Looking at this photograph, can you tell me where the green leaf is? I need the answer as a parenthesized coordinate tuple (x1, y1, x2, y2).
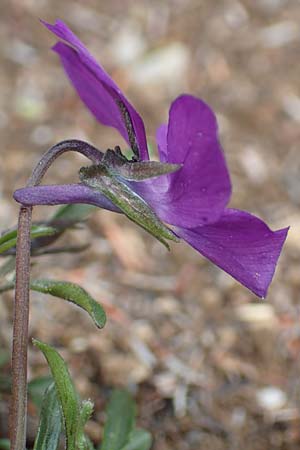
(100, 390, 136, 450)
(0, 225, 57, 254)
(33, 339, 80, 450)
(51, 204, 96, 223)
(0, 374, 11, 392)
(0, 439, 10, 450)
(28, 376, 53, 409)
(0, 257, 15, 278)
(120, 429, 152, 450)
(0, 350, 9, 368)
(30, 279, 106, 329)
(33, 382, 62, 450)
(0, 279, 106, 329)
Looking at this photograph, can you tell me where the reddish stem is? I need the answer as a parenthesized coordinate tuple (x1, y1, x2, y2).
(9, 139, 103, 450)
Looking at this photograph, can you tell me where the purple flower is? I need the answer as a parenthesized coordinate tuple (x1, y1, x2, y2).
(14, 20, 288, 298)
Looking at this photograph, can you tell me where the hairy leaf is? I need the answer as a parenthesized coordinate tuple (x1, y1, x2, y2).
(30, 279, 106, 329)
(33, 340, 80, 450)
(0, 225, 57, 254)
(0, 439, 10, 450)
(0, 257, 15, 277)
(28, 376, 53, 409)
(33, 382, 62, 450)
(120, 429, 152, 450)
(51, 204, 96, 223)
(100, 390, 136, 450)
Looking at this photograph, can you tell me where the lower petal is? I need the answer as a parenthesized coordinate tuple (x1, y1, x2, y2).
(176, 209, 288, 298)
(13, 184, 121, 213)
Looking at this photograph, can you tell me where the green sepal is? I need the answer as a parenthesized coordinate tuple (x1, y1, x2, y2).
(115, 160, 181, 181)
(79, 165, 179, 249)
(30, 279, 106, 329)
(100, 390, 136, 450)
(33, 339, 80, 450)
(33, 382, 62, 450)
(101, 148, 181, 181)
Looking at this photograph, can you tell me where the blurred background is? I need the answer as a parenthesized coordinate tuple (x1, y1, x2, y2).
(1, 0, 300, 448)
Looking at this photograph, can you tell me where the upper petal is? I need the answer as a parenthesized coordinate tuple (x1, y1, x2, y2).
(42, 20, 149, 160)
(156, 124, 168, 162)
(132, 95, 231, 228)
(176, 209, 288, 298)
(13, 183, 121, 213)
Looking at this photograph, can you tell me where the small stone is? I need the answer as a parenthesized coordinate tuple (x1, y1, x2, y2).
(153, 372, 177, 397)
(231, 407, 247, 428)
(256, 386, 287, 411)
(129, 42, 189, 93)
(259, 21, 299, 48)
(281, 94, 300, 122)
(235, 303, 278, 329)
(109, 24, 146, 65)
(154, 296, 180, 314)
(239, 146, 268, 184)
(30, 125, 54, 146)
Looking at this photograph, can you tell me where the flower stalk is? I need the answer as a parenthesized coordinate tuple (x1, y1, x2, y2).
(10, 140, 103, 450)
(10, 205, 32, 450)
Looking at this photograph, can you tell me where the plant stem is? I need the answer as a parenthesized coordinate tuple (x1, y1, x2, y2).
(10, 140, 103, 450)
(28, 139, 103, 186)
(10, 206, 32, 450)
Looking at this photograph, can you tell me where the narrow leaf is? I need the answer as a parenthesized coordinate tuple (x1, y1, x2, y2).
(0, 257, 15, 277)
(0, 374, 11, 392)
(51, 204, 96, 223)
(120, 429, 152, 450)
(28, 376, 53, 409)
(0, 225, 57, 254)
(33, 339, 80, 450)
(0, 439, 10, 450)
(33, 382, 62, 450)
(100, 390, 136, 450)
(0, 350, 9, 368)
(30, 279, 106, 329)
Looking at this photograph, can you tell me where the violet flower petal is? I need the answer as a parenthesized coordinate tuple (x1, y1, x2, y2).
(13, 184, 121, 213)
(176, 209, 288, 298)
(156, 124, 168, 162)
(42, 20, 149, 160)
(131, 95, 232, 228)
